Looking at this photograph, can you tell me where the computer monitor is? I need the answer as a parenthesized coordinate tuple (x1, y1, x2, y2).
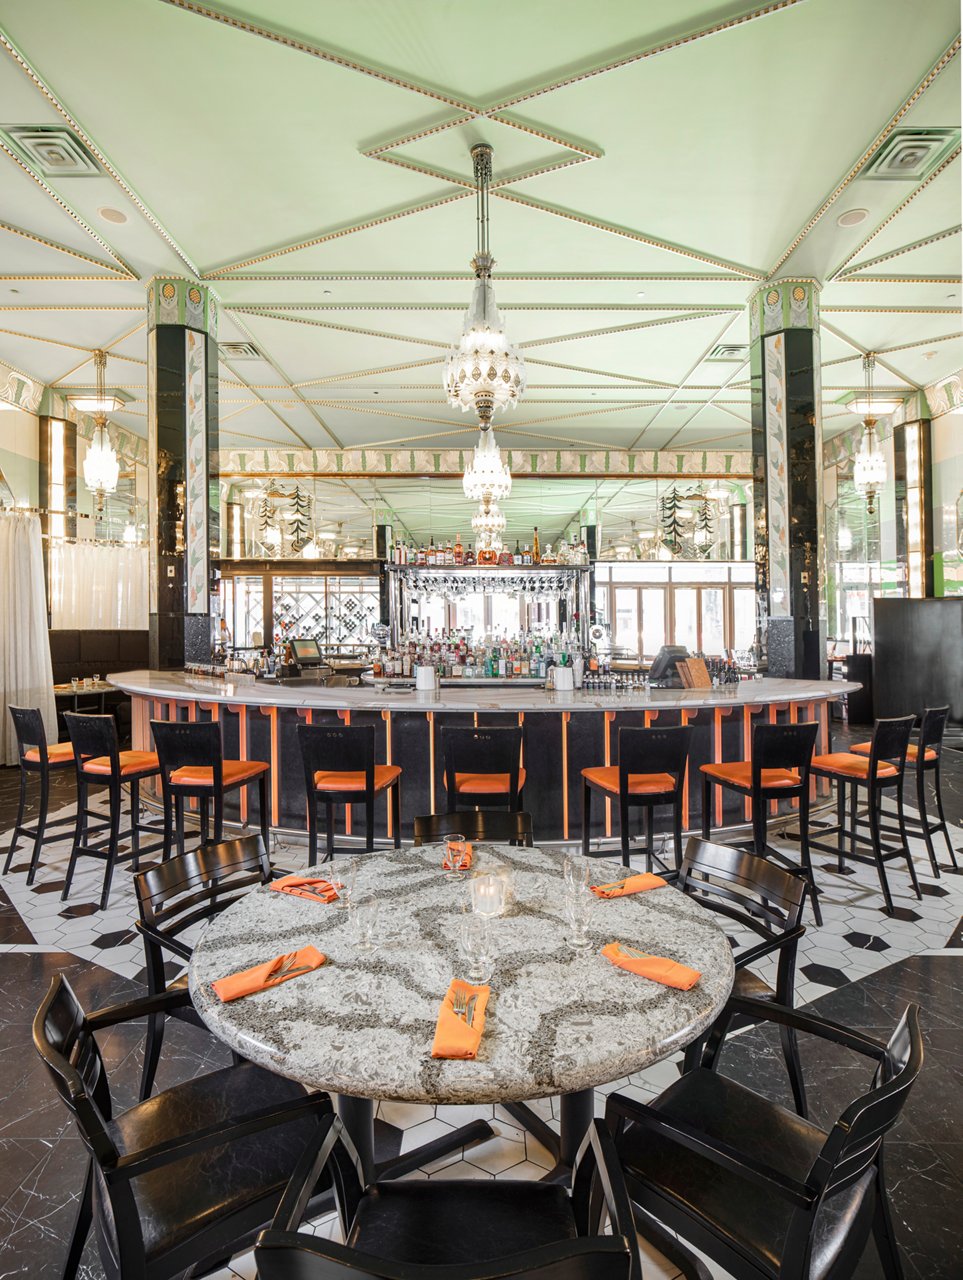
(290, 638, 324, 667)
(648, 645, 689, 686)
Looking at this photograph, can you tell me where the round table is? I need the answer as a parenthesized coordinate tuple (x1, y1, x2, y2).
(189, 843, 734, 1178)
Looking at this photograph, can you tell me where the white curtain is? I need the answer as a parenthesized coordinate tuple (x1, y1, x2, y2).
(49, 542, 148, 630)
(0, 512, 56, 765)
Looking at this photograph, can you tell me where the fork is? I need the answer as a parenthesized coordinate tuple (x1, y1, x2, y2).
(616, 942, 652, 960)
(268, 954, 313, 983)
(452, 988, 469, 1021)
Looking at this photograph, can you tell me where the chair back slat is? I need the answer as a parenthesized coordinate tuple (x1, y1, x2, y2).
(413, 809, 534, 846)
(298, 724, 375, 782)
(617, 725, 690, 782)
(134, 834, 272, 933)
(751, 721, 818, 776)
(65, 712, 119, 768)
(679, 836, 807, 934)
(868, 716, 915, 773)
(918, 705, 950, 755)
(811, 1004, 923, 1198)
(441, 726, 523, 803)
(8, 704, 50, 762)
(150, 719, 223, 787)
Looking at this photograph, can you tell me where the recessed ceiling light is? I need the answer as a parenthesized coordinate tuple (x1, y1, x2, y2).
(323, 289, 332, 296)
(98, 206, 127, 224)
(673, 404, 687, 412)
(836, 208, 869, 228)
(922, 350, 937, 360)
(636, 290, 645, 298)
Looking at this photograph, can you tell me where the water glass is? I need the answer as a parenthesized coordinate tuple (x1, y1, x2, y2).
(70, 677, 80, 692)
(470, 872, 506, 919)
(563, 854, 591, 894)
(444, 833, 468, 880)
(564, 888, 596, 951)
(354, 896, 380, 951)
(459, 914, 492, 984)
(336, 861, 357, 910)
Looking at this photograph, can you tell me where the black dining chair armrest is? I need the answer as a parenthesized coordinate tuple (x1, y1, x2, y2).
(271, 1112, 366, 1237)
(571, 1120, 642, 1279)
(733, 924, 806, 970)
(605, 1093, 815, 1208)
(722, 996, 891, 1060)
(85, 986, 194, 1031)
(108, 1089, 332, 1181)
(133, 919, 194, 963)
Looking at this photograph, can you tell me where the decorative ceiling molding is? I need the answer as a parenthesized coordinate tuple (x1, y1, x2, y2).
(0, 218, 127, 275)
(519, 312, 728, 349)
(220, 271, 753, 283)
(767, 35, 961, 277)
(836, 225, 962, 278)
(227, 306, 451, 348)
(833, 274, 962, 284)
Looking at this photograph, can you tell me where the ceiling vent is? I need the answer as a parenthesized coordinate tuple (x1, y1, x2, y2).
(1, 125, 101, 177)
(220, 342, 262, 360)
(706, 343, 749, 362)
(863, 128, 960, 181)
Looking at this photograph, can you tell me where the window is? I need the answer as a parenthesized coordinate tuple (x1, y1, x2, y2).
(614, 588, 639, 653)
(641, 588, 666, 658)
(597, 562, 755, 655)
(673, 588, 699, 651)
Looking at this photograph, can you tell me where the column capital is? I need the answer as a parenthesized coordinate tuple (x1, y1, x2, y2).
(146, 276, 218, 336)
(749, 278, 820, 340)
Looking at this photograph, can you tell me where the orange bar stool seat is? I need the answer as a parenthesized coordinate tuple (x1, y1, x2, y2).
(4, 706, 79, 885)
(808, 715, 920, 916)
(298, 723, 401, 865)
(61, 712, 164, 910)
(700, 721, 822, 925)
(150, 719, 269, 862)
(582, 725, 691, 869)
(850, 706, 957, 878)
(441, 726, 525, 812)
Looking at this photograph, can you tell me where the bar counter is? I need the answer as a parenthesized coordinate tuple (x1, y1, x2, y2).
(110, 670, 858, 845)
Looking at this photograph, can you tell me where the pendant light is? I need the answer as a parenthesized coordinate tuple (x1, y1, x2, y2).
(82, 349, 120, 513)
(852, 353, 887, 515)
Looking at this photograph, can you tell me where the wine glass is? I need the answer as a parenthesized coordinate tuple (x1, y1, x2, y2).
(459, 914, 492, 984)
(336, 861, 357, 910)
(444, 833, 468, 880)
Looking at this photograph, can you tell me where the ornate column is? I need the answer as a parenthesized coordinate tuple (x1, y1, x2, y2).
(146, 278, 219, 669)
(749, 279, 826, 678)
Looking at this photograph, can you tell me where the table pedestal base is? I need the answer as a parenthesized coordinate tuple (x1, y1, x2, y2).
(335, 1095, 495, 1184)
(504, 1088, 594, 1183)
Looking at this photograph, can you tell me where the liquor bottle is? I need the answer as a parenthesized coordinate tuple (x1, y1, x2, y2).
(513, 539, 522, 566)
(427, 537, 436, 566)
(533, 526, 541, 563)
(417, 542, 426, 566)
(454, 532, 464, 565)
(523, 543, 532, 565)
(464, 541, 475, 566)
(499, 543, 513, 566)
(445, 539, 454, 566)
(478, 542, 497, 566)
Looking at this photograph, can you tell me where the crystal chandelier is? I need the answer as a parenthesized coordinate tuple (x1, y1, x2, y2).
(852, 353, 887, 515)
(444, 144, 525, 430)
(82, 349, 120, 513)
(463, 426, 512, 501)
(471, 496, 506, 542)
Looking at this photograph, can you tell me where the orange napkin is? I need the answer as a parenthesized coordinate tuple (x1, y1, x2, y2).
(591, 873, 667, 898)
(270, 874, 341, 904)
(212, 945, 326, 1002)
(431, 978, 490, 1059)
(443, 840, 473, 872)
(601, 942, 700, 990)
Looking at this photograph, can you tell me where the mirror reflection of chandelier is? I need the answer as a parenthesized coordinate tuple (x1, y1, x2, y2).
(444, 144, 525, 430)
(852, 353, 887, 515)
(82, 349, 120, 513)
(471, 496, 506, 541)
(463, 426, 512, 501)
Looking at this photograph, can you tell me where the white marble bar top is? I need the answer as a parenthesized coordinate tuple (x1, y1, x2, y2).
(109, 668, 859, 715)
(189, 844, 735, 1103)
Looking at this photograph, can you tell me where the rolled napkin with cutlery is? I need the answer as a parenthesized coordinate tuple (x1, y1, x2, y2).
(601, 941, 700, 990)
(270, 874, 342, 904)
(443, 840, 473, 871)
(431, 978, 490, 1059)
(212, 945, 327, 1002)
(591, 872, 667, 898)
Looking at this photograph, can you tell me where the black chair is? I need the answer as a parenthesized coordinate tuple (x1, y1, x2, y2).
(810, 716, 919, 916)
(676, 837, 809, 1116)
(133, 833, 274, 1100)
(254, 1114, 641, 1280)
(150, 718, 270, 861)
(297, 723, 401, 865)
(413, 808, 534, 847)
(3, 705, 77, 883)
(441, 725, 524, 812)
(33, 974, 333, 1280)
(607, 999, 923, 1280)
(700, 721, 822, 924)
(62, 712, 164, 910)
(582, 725, 691, 868)
(852, 705, 958, 877)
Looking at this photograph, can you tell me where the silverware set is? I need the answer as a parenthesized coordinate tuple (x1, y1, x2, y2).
(452, 988, 478, 1026)
(267, 953, 314, 983)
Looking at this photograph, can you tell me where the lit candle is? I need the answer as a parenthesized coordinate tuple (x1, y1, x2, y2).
(471, 873, 505, 918)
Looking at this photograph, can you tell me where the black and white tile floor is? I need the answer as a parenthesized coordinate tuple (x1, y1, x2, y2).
(1, 761, 961, 1279)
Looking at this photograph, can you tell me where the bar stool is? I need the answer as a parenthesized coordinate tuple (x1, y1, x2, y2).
(582, 725, 691, 868)
(851, 705, 958, 877)
(699, 722, 821, 924)
(150, 719, 270, 861)
(4, 706, 77, 884)
(297, 723, 401, 865)
(441, 726, 525, 812)
(61, 713, 163, 910)
(809, 715, 919, 916)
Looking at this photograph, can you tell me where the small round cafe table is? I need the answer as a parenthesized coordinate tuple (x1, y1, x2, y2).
(189, 843, 735, 1181)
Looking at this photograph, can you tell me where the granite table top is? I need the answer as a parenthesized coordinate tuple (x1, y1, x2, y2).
(189, 844, 735, 1105)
